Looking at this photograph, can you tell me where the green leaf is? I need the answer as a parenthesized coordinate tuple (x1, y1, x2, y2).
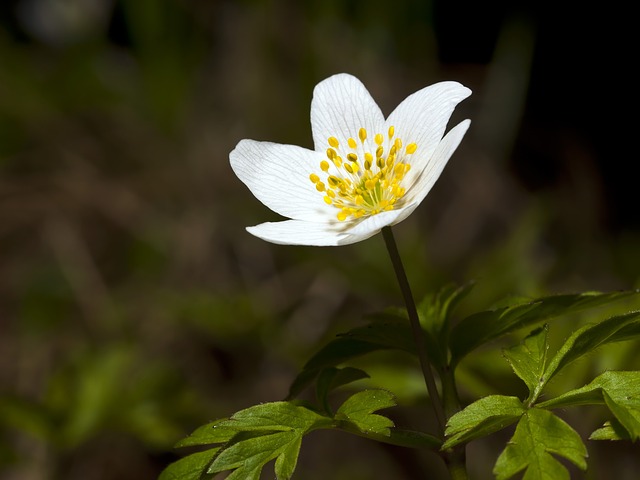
(218, 401, 331, 432)
(335, 390, 396, 436)
(287, 312, 415, 399)
(590, 419, 632, 441)
(450, 290, 637, 364)
(287, 339, 387, 399)
(209, 430, 299, 480)
(418, 282, 475, 369)
(538, 371, 640, 440)
(174, 419, 236, 448)
(444, 395, 525, 449)
(205, 402, 332, 480)
(493, 408, 587, 480)
(158, 448, 219, 480)
(502, 325, 549, 401)
(543, 311, 640, 384)
(316, 367, 370, 414)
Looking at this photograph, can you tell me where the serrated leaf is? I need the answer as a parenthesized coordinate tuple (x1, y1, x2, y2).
(544, 311, 640, 384)
(174, 419, 236, 448)
(493, 408, 587, 480)
(207, 402, 331, 480)
(444, 395, 525, 449)
(537, 371, 640, 440)
(502, 325, 549, 400)
(208, 430, 297, 480)
(218, 401, 331, 432)
(450, 290, 637, 364)
(158, 448, 219, 480)
(335, 390, 396, 436)
(590, 419, 632, 441)
(316, 367, 370, 414)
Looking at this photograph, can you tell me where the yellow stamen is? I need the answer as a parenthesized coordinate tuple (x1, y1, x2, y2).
(312, 131, 417, 221)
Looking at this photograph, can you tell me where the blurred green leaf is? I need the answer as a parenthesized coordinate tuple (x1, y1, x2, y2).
(444, 395, 525, 449)
(316, 367, 370, 414)
(450, 290, 638, 364)
(418, 282, 475, 369)
(287, 310, 415, 399)
(543, 311, 640, 385)
(335, 390, 396, 437)
(493, 408, 587, 480)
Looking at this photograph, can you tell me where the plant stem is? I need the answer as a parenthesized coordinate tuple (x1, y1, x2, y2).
(381, 226, 446, 435)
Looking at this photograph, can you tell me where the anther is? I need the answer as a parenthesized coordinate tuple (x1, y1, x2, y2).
(320, 160, 330, 172)
(388, 126, 395, 138)
(406, 143, 417, 154)
(359, 128, 367, 142)
(348, 138, 357, 149)
(328, 137, 339, 148)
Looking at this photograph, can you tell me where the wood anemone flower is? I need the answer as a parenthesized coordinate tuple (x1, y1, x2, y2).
(230, 73, 471, 246)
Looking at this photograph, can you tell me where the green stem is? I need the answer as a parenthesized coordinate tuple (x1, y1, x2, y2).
(381, 226, 446, 435)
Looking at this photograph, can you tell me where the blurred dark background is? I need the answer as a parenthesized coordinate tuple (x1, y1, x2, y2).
(1, 1, 638, 479)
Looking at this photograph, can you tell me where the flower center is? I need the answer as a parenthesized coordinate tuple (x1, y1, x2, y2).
(309, 126, 416, 221)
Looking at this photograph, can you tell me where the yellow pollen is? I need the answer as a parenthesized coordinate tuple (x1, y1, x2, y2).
(311, 128, 416, 222)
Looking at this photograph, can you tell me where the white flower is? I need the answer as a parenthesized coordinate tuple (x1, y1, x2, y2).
(230, 73, 471, 246)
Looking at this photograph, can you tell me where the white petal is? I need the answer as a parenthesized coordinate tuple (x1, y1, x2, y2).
(230, 139, 335, 222)
(399, 119, 471, 219)
(247, 220, 350, 246)
(387, 81, 471, 171)
(337, 209, 407, 244)
(310, 74, 385, 152)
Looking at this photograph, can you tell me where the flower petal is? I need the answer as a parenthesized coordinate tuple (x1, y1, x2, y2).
(247, 220, 350, 246)
(337, 209, 407, 244)
(387, 81, 471, 171)
(399, 119, 471, 220)
(230, 139, 335, 221)
(310, 74, 385, 152)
